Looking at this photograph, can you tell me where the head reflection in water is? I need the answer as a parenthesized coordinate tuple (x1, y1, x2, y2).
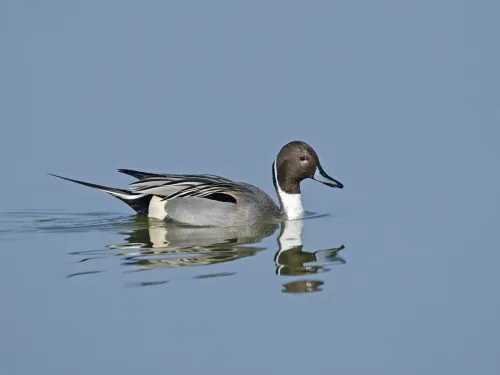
(69, 215, 345, 293)
(274, 219, 345, 293)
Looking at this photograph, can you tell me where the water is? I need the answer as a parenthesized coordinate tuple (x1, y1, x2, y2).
(2, 1, 500, 373)
(2, 202, 499, 374)
(0, 210, 344, 291)
(2, 210, 353, 374)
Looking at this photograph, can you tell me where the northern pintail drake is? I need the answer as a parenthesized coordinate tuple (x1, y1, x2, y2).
(50, 141, 343, 227)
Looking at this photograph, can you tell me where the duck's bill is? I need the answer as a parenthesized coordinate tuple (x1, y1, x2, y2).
(313, 167, 344, 189)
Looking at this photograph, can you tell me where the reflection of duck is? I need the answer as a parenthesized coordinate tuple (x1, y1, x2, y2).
(282, 280, 325, 293)
(274, 219, 345, 293)
(112, 218, 278, 271)
(67, 215, 345, 292)
(123, 218, 277, 249)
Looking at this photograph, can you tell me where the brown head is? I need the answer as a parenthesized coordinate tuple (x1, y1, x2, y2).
(273, 141, 343, 194)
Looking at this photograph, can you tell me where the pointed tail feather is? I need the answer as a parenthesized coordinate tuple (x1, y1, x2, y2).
(48, 173, 142, 200)
(49, 173, 155, 216)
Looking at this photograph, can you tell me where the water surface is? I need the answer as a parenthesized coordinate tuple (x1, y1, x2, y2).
(2, 205, 498, 374)
(1, 210, 345, 291)
(2, 1, 500, 374)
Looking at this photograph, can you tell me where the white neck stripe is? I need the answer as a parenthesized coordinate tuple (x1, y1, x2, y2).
(273, 160, 304, 220)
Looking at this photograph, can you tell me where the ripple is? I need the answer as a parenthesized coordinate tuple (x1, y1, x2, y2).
(0, 209, 346, 293)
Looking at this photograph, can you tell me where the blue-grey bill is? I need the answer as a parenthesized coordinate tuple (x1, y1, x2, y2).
(313, 167, 343, 188)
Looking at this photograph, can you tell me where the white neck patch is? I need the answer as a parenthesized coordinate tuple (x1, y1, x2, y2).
(273, 160, 304, 220)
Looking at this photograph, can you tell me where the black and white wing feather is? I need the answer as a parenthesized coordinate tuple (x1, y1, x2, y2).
(122, 171, 249, 204)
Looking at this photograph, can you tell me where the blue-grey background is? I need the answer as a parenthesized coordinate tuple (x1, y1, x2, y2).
(1, 1, 499, 374)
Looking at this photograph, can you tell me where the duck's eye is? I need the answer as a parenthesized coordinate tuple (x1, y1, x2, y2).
(300, 156, 306, 161)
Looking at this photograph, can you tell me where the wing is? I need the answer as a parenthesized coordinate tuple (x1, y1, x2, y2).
(159, 182, 251, 202)
(116, 170, 278, 226)
(122, 172, 249, 204)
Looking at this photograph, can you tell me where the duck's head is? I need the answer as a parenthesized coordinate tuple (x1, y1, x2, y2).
(273, 141, 343, 194)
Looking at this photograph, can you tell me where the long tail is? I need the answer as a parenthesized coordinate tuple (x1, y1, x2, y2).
(48, 174, 152, 215)
(48, 174, 141, 199)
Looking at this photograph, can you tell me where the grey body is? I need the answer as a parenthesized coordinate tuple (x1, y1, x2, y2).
(163, 183, 280, 226)
(50, 171, 281, 227)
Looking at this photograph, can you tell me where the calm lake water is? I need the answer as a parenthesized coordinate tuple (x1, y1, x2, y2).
(1, 197, 499, 374)
(3, 1, 500, 374)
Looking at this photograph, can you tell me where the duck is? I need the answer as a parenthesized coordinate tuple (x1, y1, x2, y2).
(50, 141, 343, 227)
